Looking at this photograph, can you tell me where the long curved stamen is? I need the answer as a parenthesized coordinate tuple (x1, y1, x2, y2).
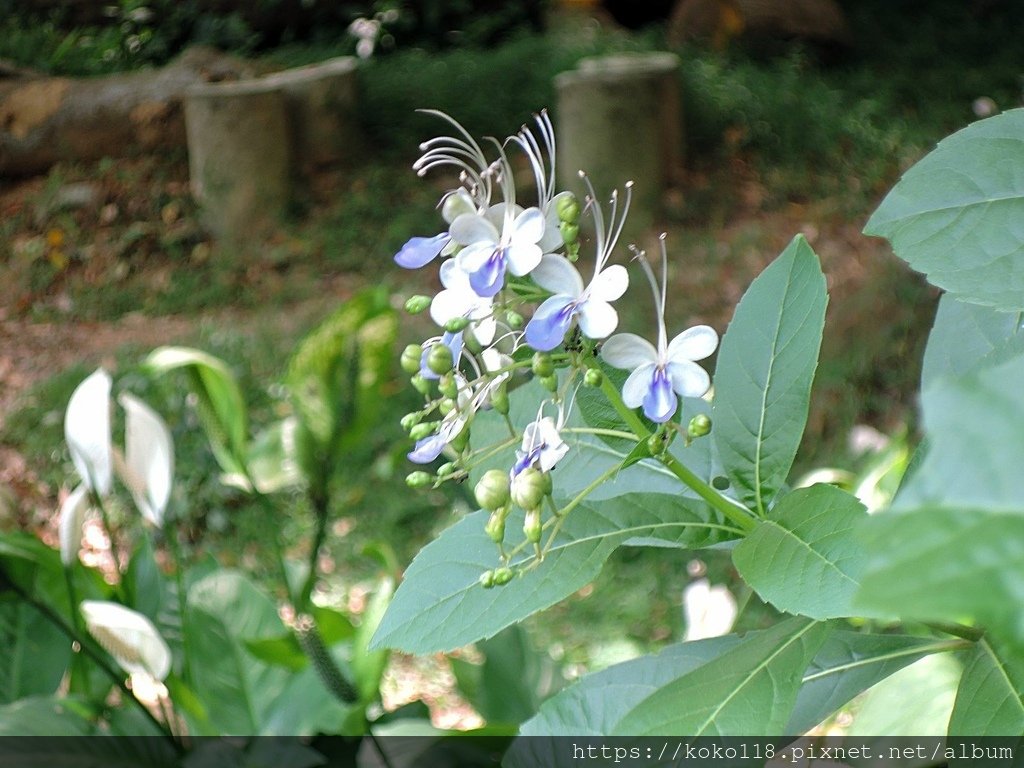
(413, 110, 493, 206)
(633, 244, 668, 355)
(512, 110, 557, 207)
(485, 137, 517, 235)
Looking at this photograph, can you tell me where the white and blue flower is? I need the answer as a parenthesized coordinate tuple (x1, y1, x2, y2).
(452, 203, 546, 297)
(601, 236, 717, 423)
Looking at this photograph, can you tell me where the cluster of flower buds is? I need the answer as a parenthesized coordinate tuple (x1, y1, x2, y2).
(395, 111, 719, 584)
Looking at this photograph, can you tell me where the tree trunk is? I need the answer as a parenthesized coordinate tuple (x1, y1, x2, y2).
(0, 46, 255, 177)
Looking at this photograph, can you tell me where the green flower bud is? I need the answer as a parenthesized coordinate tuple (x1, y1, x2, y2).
(405, 471, 433, 489)
(484, 507, 508, 543)
(411, 373, 431, 395)
(556, 193, 580, 224)
(438, 372, 458, 399)
(400, 412, 422, 431)
(539, 374, 558, 392)
(584, 368, 603, 387)
(559, 221, 579, 245)
(400, 344, 423, 374)
(437, 462, 457, 477)
(450, 425, 470, 453)
(404, 295, 432, 314)
(506, 310, 525, 329)
(438, 397, 456, 416)
(512, 467, 546, 511)
(492, 566, 514, 586)
(523, 508, 542, 543)
(531, 351, 555, 378)
(646, 433, 666, 457)
(475, 469, 511, 511)
(478, 569, 495, 589)
(444, 316, 471, 333)
(491, 382, 509, 415)
(539, 470, 553, 497)
(409, 421, 439, 442)
(688, 414, 712, 438)
(565, 241, 580, 262)
(426, 343, 454, 376)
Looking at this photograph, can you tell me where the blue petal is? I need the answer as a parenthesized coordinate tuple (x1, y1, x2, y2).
(642, 367, 678, 423)
(511, 449, 534, 477)
(407, 433, 447, 463)
(419, 331, 464, 381)
(468, 249, 507, 297)
(525, 295, 576, 352)
(395, 233, 448, 269)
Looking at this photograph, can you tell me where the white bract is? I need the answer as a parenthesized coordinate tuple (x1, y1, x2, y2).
(65, 368, 113, 496)
(80, 600, 172, 681)
(58, 485, 90, 567)
(118, 393, 175, 528)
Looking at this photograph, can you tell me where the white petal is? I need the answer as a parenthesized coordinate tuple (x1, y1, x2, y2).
(667, 324, 719, 363)
(667, 360, 711, 398)
(438, 257, 470, 290)
(601, 333, 659, 369)
(441, 188, 475, 223)
(455, 241, 495, 274)
(468, 313, 497, 348)
(538, 204, 564, 252)
(512, 207, 546, 246)
(430, 287, 471, 327)
(621, 363, 657, 408)
(577, 299, 619, 339)
(531, 253, 584, 296)
(505, 243, 542, 276)
(449, 212, 498, 246)
(485, 202, 514, 231)
(588, 264, 629, 302)
(683, 579, 737, 641)
(119, 393, 174, 528)
(65, 368, 113, 496)
(59, 485, 90, 568)
(80, 600, 172, 681)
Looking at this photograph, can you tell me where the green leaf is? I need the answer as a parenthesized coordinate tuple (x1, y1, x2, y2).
(185, 570, 290, 734)
(733, 484, 869, 620)
(452, 625, 556, 727)
(0, 600, 70, 703)
(372, 377, 737, 654)
(613, 617, 828, 735)
(896, 352, 1024, 511)
(865, 108, 1024, 311)
(787, 631, 957, 734)
(949, 636, 1024, 736)
(848, 653, 962, 736)
(146, 347, 249, 479)
(245, 635, 309, 671)
(350, 576, 393, 704)
(517, 634, 744, 737)
(856, 508, 1024, 642)
(0, 696, 94, 735)
(517, 627, 945, 738)
(920, 294, 1024, 389)
(712, 235, 828, 515)
(286, 288, 396, 487)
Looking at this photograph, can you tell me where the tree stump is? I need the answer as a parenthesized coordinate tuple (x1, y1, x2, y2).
(184, 78, 290, 241)
(554, 52, 682, 239)
(0, 47, 255, 177)
(259, 56, 360, 175)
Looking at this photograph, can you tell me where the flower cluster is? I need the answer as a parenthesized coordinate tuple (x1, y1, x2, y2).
(395, 111, 718, 580)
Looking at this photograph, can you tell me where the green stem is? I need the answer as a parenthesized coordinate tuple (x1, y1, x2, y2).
(660, 452, 757, 533)
(89, 490, 128, 602)
(925, 621, 985, 643)
(596, 368, 757, 533)
(63, 565, 93, 699)
(162, 520, 193, 685)
(297, 486, 330, 614)
(11, 578, 183, 753)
